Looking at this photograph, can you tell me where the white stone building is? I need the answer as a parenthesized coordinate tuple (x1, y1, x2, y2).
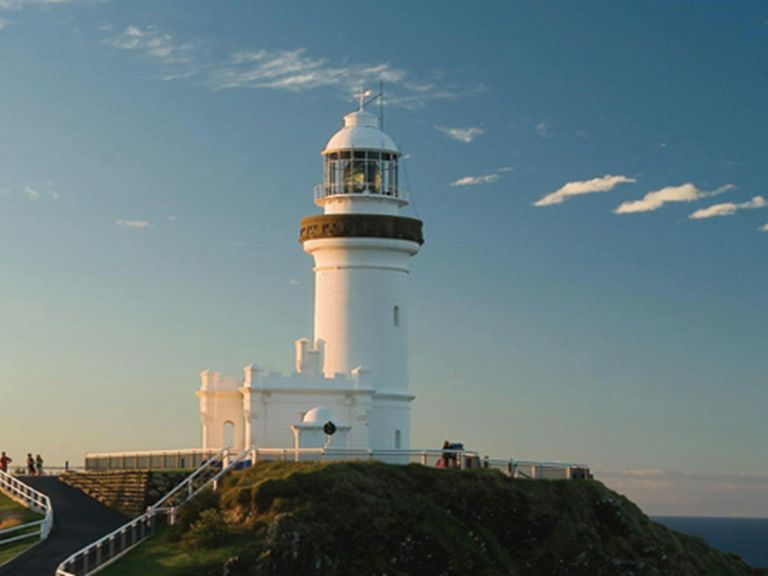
(197, 99, 424, 453)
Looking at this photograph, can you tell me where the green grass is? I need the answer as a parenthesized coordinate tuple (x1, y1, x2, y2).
(98, 527, 248, 576)
(0, 491, 44, 565)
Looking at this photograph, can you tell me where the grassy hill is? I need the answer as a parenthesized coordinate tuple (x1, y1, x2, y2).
(102, 461, 766, 575)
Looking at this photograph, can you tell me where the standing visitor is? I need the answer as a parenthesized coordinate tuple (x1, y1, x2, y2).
(35, 454, 44, 477)
(0, 452, 11, 473)
(26, 453, 35, 476)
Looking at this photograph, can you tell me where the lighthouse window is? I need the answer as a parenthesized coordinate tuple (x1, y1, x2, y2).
(393, 305, 400, 327)
(325, 150, 397, 196)
(343, 151, 381, 194)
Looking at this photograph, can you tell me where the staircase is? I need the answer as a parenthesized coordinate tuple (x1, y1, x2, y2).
(59, 471, 150, 518)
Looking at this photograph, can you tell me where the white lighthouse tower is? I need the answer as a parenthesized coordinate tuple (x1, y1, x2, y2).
(198, 95, 423, 452)
(300, 95, 424, 447)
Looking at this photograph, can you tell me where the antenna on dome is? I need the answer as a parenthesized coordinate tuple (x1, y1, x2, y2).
(379, 80, 384, 129)
(354, 84, 385, 127)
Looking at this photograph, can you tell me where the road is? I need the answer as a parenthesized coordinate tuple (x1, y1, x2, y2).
(0, 476, 126, 576)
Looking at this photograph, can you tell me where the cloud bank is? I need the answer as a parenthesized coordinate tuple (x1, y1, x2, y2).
(614, 183, 734, 214)
(534, 174, 636, 207)
(689, 196, 766, 220)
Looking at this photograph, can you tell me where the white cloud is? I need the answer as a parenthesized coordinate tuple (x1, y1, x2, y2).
(450, 165, 515, 188)
(104, 24, 472, 108)
(21, 183, 58, 201)
(615, 183, 734, 214)
(536, 121, 553, 139)
(534, 174, 636, 207)
(208, 49, 408, 95)
(436, 126, 483, 143)
(0, 17, 6, 29)
(689, 196, 766, 220)
(759, 223, 768, 233)
(116, 219, 153, 229)
(450, 174, 498, 187)
(24, 185, 40, 200)
(167, 215, 179, 221)
(288, 279, 300, 286)
(110, 25, 195, 65)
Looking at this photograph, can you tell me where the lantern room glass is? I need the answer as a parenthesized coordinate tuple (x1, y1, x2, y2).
(324, 151, 399, 197)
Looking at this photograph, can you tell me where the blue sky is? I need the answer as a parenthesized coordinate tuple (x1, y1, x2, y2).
(1, 1, 766, 516)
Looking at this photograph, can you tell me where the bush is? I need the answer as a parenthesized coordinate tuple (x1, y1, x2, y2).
(185, 509, 229, 548)
(177, 487, 220, 531)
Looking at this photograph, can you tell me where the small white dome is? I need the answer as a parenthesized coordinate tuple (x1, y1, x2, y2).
(323, 110, 398, 154)
(302, 406, 335, 424)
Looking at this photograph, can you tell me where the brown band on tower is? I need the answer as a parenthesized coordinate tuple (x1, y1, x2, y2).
(299, 214, 424, 245)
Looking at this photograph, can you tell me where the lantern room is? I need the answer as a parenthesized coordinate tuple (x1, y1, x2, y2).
(314, 107, 409, 212)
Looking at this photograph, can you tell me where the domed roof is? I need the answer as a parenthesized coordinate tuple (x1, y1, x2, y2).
(323, 110, 399, 154)
(302, 406, 335, 424)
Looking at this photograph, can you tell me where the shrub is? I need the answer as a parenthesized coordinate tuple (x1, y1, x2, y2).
(185, 509, 229, 548)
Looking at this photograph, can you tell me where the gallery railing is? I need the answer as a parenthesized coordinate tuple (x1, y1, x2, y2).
(0, 469, 54, 548)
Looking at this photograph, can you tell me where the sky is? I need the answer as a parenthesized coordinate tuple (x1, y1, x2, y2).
(1, 1, 766, 517)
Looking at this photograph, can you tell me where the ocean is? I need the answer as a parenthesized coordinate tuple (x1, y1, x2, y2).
(653, 516, 768, 568)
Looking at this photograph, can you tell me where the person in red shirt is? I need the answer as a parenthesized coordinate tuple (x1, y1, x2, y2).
(0, 451, 12, 473)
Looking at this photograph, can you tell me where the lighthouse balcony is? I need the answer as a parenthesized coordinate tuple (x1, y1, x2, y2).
(314, 183, 409, 204)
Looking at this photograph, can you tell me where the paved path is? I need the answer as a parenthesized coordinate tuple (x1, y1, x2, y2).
(0, 476, 127, 576)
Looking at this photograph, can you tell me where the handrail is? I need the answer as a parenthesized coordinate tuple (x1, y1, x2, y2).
(0, 469, 54, 548)
(150, 450, 225, 510)
(55, 448, 248, 576)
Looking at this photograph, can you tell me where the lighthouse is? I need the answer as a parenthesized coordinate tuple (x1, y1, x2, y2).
(198, 95, 423, 452)
(300, 97, 424, 394)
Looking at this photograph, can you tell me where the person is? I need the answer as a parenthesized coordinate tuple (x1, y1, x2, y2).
(0, 452, 11, 473)
(35, 454, 44, 477)
(442, 440, 457, 469)
(26, 453, 35, 476)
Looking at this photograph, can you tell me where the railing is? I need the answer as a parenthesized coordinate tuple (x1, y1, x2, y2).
(246, 447, 590, 479)
(81, 447, 590, 480)
(55, 448, 247, 576)
(0, 469, 54, 548)
(314, 183, 409, 203)
(84, 448, 219, 472)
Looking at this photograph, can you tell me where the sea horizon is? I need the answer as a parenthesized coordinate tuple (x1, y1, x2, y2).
(653, 516, 768, 568)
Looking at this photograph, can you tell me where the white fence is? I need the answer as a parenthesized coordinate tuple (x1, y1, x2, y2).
(55, 448, 247, 576)
(0, 469, 54, 549)
(84, 448, 218, 472)
(84, 447, 590, 480)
